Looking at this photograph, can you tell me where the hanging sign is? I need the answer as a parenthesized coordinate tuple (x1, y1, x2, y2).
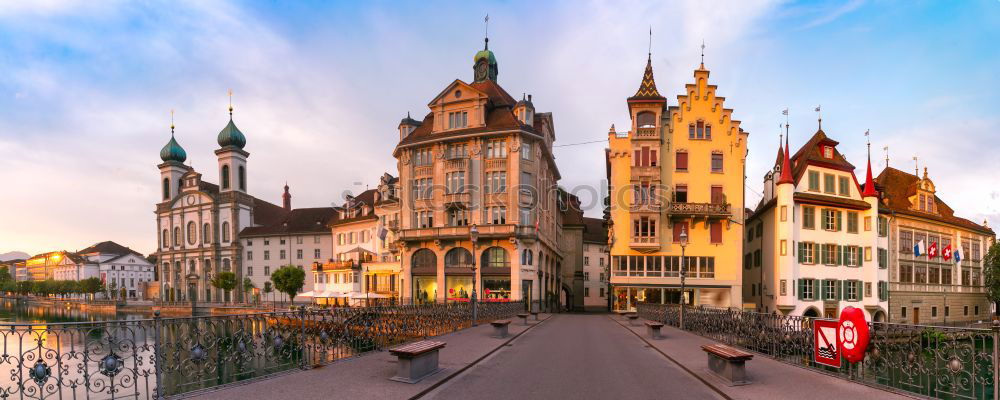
(813, 319, 841, 368)
(838, 306, 870, 363)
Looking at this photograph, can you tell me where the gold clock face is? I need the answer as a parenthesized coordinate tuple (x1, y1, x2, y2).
(475, 61, 488, 81)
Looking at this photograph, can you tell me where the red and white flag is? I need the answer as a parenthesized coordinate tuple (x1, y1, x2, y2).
(942, 244, 953, 261)
(928, 242, 938, 259)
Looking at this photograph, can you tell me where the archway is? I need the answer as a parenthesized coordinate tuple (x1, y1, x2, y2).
(803, 307, 820, 318)
(872, 310, 886, 322)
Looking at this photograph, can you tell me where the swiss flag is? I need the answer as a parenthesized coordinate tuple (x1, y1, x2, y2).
(943, 244, 953, 261)
(928, 242, 938, 259)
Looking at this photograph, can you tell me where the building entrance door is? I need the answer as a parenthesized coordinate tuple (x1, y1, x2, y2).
(913, 307, 920, 324)
(522, 280, 533, 312)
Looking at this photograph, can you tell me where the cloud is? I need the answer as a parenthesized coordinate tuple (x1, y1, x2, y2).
(797, 0, 865, 30)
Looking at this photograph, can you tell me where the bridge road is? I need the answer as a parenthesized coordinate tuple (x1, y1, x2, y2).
(420, 313, 723, 400)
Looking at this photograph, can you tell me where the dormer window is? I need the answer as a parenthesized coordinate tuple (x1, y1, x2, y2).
(448, 111, 468, 129)
(823, 146, 834, 159)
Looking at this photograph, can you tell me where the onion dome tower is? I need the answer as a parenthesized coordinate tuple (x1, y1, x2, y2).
(216, 91, 249, 193)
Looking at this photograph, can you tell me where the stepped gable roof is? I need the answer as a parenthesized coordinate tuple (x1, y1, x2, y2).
(583, 217, 608, 244)
(875, 167, 993, 234)
(240, 207, 337, 237)
(790, 129, 856, 182)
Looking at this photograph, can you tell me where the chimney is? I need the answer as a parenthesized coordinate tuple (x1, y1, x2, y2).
(282, 183, 291, 210)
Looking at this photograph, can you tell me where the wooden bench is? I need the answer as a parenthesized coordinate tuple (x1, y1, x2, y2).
(516, 313, 530, 325)
(701, 343, 753, 385)
(388, 341, 446, 383)
(626, 313, 639, 326)
(614, 310, 630, 319)
(644, 321, 665, 340)
(530, 311, 539, 321)
(490, 319, 511, 338)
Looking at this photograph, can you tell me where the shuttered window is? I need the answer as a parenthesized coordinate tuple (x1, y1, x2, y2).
(676, 151, 688, 172)
(710, 221, 722, 244)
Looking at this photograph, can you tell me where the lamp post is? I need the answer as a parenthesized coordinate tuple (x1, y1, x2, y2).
(679, 225, 688, 330)
(470, 224, 479, 326)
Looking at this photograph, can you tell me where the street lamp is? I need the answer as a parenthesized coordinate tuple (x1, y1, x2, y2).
(470, 224, 479, 326)
(679, 224, 688, 330)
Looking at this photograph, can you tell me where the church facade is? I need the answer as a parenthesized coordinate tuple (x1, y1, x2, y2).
(154, 107, 286, 302)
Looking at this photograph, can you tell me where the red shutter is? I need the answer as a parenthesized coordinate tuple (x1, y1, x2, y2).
(673, 222, 686, 243)
(634, 150, 640, 166)
(711, 222, 722, 244)
(676, 152, 688, 170)
(650, 149, 658, 167)
(711, 186, 724, 204)
(641, 146, 650, 166)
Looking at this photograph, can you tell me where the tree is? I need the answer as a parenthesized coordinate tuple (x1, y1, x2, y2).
(80, 278, 104, 300)
(243, 278, 256, 303)
(210, 271, 237, 302)
(108, 280, 118, 299)
(0, 266, 11, 282)
(984, 241, 1000, 316)
(263, 281, 273, 303)
(271, 265, 305, 306)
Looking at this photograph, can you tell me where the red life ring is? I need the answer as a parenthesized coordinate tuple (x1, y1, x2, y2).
(838, 306, 870, 363)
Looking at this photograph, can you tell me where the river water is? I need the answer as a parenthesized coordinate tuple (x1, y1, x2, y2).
(0, 297, 148, 323)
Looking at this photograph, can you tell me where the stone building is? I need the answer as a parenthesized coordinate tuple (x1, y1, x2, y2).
(582, 217, 609, 311)
(607, 54, 748, 311)
(393, 37, 564, 311)
(745, 127, 886, 320)
(154, 106, 287, 302)
(874, 166, 995, 325)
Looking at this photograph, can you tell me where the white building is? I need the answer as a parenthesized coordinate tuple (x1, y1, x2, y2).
(77, 241, 155, 299)
(240, 184, 336, 302)
(745, 127, 888, 320)
(154, 107, 288, 302)
(582, 218, 609, 311)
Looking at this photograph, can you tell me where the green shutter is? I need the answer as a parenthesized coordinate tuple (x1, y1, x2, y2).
(819, 279, 827, 300)
(857, 247, 864, 267)
(797, 279, 804, 300)
(859, 281, 865, 301)
(798, 243, 805, 263)
(814, 245, 820, 265)
(836, 245, 843, 265)
(836, 211, 843, 231)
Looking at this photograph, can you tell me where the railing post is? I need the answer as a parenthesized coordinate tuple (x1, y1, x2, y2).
(153, 310, 164, 400)
(299, 306, 308, 370)
(992, 319, 998, 400)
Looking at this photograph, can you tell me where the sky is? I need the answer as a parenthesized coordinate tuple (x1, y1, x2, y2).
(0, 0, 998, 256)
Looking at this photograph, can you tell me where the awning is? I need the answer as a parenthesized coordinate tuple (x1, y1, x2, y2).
(297, 291, 316, 297)
(351, 292, 391, 299)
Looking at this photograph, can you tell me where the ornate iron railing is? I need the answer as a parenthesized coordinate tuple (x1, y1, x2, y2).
(636, 303, 997, 399)
(0, 301, 524, 399)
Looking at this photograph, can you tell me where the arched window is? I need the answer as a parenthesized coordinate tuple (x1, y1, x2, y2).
(221, 165, 231, 189)
(173, 227, 181, 247)
(187, 221, 197, 245)
(162, 229, 169, 248)
(222, 222, 230, 242)
(162, 178, 170, 200)
(238, 166, 246, 191)
(636, 111, 656, 128)
(203, 223, 211, 244)
(521, 249, 533, 265)
(411, 248, 437, 269)
(445, 248, 473, 268)
(481, 247, 510, 269)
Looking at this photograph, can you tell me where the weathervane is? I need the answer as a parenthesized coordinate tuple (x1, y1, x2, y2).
(700, 39, 705, 66)
(484, 14, 489, 49)
(815, 105, 822, 130)
(883, 146, 889, 167)
(913, 156, 919, 176)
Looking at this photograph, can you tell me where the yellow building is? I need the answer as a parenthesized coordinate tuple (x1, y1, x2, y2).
(607, 55, 748, 311)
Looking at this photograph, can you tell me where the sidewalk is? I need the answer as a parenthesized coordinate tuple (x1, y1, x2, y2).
(182, 314, 551, 400)
(611, 315, 915, 400)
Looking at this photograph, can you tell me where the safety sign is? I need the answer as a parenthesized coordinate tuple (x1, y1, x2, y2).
(813, 319, 841, 368)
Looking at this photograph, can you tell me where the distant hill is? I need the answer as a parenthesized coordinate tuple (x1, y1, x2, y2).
(0, 251, 30, 261)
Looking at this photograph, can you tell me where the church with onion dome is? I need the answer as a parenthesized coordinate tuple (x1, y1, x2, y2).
(153, 102, 288, 303)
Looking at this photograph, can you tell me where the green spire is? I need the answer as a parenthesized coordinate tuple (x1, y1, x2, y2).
(160, 123, 187, 163)
(217, 96, 246, 149)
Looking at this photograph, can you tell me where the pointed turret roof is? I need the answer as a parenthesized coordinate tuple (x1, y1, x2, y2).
(627, 55, 666, 102)
(777, 136, 794, 185)
(862, 145, 877, 198)
(773, 143, 785, 168)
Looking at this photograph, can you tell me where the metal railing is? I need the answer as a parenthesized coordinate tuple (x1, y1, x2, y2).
(0, 301, 524, 399)
(636, 303, 997, 399)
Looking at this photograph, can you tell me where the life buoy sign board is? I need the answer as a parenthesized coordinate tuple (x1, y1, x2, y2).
(838, 306, 870, 363)
(813, 319, 841, 368)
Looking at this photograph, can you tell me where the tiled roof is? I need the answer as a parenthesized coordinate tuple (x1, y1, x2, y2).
(790, 129, 856, 182)
(582, 217, 607, 244)
(628, 57, 666, 101)
(331, 189, 379, 226)
(794, 192, 871, 210)
(240, 207, 337, 237)
(875, 167, 993, 235)
(77, 241, 134, 256)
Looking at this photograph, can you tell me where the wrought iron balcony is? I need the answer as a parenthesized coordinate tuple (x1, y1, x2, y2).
(398, 224, 516, 242)
(667, 202, 731, 217)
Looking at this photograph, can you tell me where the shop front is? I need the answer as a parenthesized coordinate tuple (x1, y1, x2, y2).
(482, 276, 512, 302)
(446, 275, 473, 302)
(612, 286, 693, 311)
(412, 275, 437, 304)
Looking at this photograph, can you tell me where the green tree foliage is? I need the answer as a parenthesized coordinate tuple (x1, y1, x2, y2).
(0, 266, 12, 282)
(984, 241, 1000, 316)
(243, 277, 256, 302)
(210, 271, 237, 301)
(271, 265, 304, 305)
